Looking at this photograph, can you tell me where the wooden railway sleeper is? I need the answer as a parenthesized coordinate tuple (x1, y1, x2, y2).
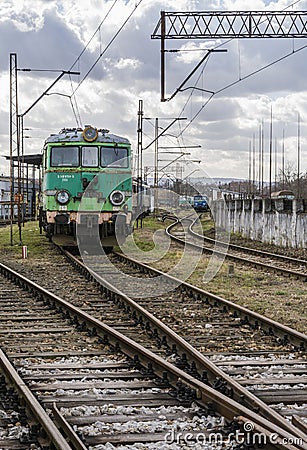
(0, 349, 73, 450)
(1, 260, 306, 448)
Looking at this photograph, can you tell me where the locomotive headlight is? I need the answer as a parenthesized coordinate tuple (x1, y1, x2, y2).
(82, 126, 98, 142)
(56, 190, 70, 205)
(110, 190, 124, 206)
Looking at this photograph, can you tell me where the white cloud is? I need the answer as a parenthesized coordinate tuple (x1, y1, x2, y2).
(0, 0, 306, 179)
(113, 57, 142, 70)
(0, 0, 55, 31)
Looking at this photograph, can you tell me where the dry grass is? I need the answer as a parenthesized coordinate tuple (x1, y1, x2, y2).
(132, 217, 307, 334)
(1, 217, 306, 333)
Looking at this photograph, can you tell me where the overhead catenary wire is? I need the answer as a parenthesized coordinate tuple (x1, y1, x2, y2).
(137, 0, 307, 175)
(177, 43, 307, 138)
(57, 0, 143, 126)
(174, 0, 306, 137)
(72, 0, 144, 96)
(68, 0, 119, 73)
(65, 0, 119, 126)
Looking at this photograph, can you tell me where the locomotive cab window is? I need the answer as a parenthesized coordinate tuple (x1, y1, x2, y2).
(81, 146, 98, 167)
(50, 146, 79, 167)
(101, 146, 128, 168)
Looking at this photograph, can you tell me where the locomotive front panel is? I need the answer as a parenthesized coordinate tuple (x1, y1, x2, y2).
(41, 126, 133, 246)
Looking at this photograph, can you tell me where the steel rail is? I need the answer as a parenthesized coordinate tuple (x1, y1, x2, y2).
(193, 224, 307, 265)
(59, 250, 307, 446)
(166, 216, 307, 281)
(0, 348, 73, 450)
(111, 250, 307, 440)
(52, 403, 88, 450)
(114, 247, 307, 349)
(0, 260, 305, 449)
(159, 216, 306, 349)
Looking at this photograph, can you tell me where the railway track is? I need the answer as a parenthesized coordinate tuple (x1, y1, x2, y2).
(1, 248, 306, 448)
(0, 262, 235, 449)
(2, 261, 305, 448)
(61, 247, 306, 444)
(16, 236, 306, 442)
(79, 250, 307, 409)
(0, 355, 43, 450)
(166, 215, 307, 281)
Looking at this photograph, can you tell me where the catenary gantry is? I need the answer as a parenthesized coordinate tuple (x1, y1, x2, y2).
(152, 11, 307, 39)
(151, 11, 307, 101)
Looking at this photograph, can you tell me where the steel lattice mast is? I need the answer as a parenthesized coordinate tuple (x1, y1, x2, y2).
(9, 53, 19, 244)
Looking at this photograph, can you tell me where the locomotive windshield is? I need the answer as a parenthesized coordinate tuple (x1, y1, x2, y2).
(49, 145, 129, 168)
(101, 146, 128, 168)
(51, 146, 79, 167)
(81, 146, 98, 167)
(194, 195, 205, 200)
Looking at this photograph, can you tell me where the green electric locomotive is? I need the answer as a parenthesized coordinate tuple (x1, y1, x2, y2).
(40, 125, 133, 248)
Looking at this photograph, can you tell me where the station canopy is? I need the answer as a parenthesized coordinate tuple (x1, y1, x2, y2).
(4, 154, 42, 167)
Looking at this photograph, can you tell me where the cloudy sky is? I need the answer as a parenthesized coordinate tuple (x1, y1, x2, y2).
(0, 0, 306, 183)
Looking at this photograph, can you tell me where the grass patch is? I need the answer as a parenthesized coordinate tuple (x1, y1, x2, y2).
(135, 216, 168, 231)
(128, 216, 170, 252)
(0, 221, 50, 258)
